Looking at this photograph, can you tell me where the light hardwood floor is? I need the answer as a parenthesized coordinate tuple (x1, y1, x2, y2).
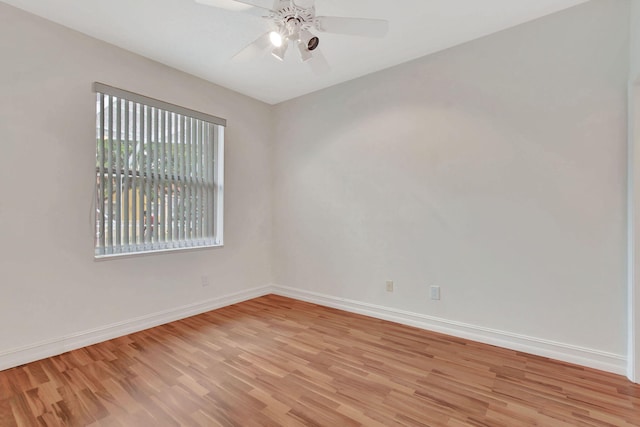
(0, 295, 639, 426)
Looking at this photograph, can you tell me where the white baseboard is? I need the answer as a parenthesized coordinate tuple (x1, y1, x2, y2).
(0, 285, 272, 371)
(271, 285, 627, 376)
(2, 284, 627, 377)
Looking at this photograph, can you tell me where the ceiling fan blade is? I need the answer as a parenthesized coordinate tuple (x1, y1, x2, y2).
(308, 49, 330, 75)
(225, 0, 274, 10)
(232, 32, 272, 62)
(195, 0, 274, 16)
(315, 16, 389, 37)
(292, 0, 315, 8)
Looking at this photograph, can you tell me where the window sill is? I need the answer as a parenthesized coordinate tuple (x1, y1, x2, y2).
(94, 243, 224, 261)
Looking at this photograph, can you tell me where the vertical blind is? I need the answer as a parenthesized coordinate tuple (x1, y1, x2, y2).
(94, 83, 225, 257)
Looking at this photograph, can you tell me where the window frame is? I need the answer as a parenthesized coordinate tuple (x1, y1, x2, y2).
(93, 82, 225, 259)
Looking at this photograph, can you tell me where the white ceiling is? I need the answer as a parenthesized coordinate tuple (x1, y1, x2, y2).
(3, 0, 587, 104)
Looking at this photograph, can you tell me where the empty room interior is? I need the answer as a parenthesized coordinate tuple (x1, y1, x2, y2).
(1, 0, 640, 425)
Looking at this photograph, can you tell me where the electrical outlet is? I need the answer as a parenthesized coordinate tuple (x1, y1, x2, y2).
(386, 280, 394, 292)
(201, 275, 210, 287)
(430, 286, 441, 300)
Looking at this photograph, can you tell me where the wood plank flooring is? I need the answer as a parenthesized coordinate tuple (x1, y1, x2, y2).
(0, 295, 639, 426)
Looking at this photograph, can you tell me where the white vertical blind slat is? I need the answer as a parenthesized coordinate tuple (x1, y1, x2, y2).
(131, 103, 138, 245)
(157, 110, 167, 243)
(139, 106, 145, 246)
(199, 120, 205, 240)
(180, 116, 184, 244)
(209, 123, 216, 239)
(215, 126, 224, 244)
(153, 108, 160, 244)
(98, 94, 106, 252)
(212, 124, 218, 241)
(176, 115, 184, 246)
(192, 120, 201, 240)
(123, 101, 130, 247)
(190, 118, 197, 243)
(115, 98, 122, 249)
(145, 106, 152, 246)
(185, 117, 192, 243)
(203, 123, 209, 239)
(106, 96, 114, 252)
(167, 113, 174, 243)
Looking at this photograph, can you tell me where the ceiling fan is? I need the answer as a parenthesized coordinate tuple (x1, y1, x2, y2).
(195, 0, 389, 73)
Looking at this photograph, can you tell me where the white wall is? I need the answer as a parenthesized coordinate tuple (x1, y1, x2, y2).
(273, 0, 629, 367)
(630, 85, 640, 382)
(631, 0, 640, 83)
(0, 3, 273, 360)
(629, 0, 640, 382)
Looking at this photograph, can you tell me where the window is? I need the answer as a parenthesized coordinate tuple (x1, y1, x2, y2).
(94, 83, 225, 257)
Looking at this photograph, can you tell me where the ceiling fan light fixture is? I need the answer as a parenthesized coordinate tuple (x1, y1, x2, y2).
(297, 41, 312, 62)
(307, 36, 319, 51)
(269, 31, 283, 47)
(299, 30, 320, 52)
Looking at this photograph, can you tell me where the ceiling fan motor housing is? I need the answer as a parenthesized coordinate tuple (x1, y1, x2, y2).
(273, 4, 319, 51)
